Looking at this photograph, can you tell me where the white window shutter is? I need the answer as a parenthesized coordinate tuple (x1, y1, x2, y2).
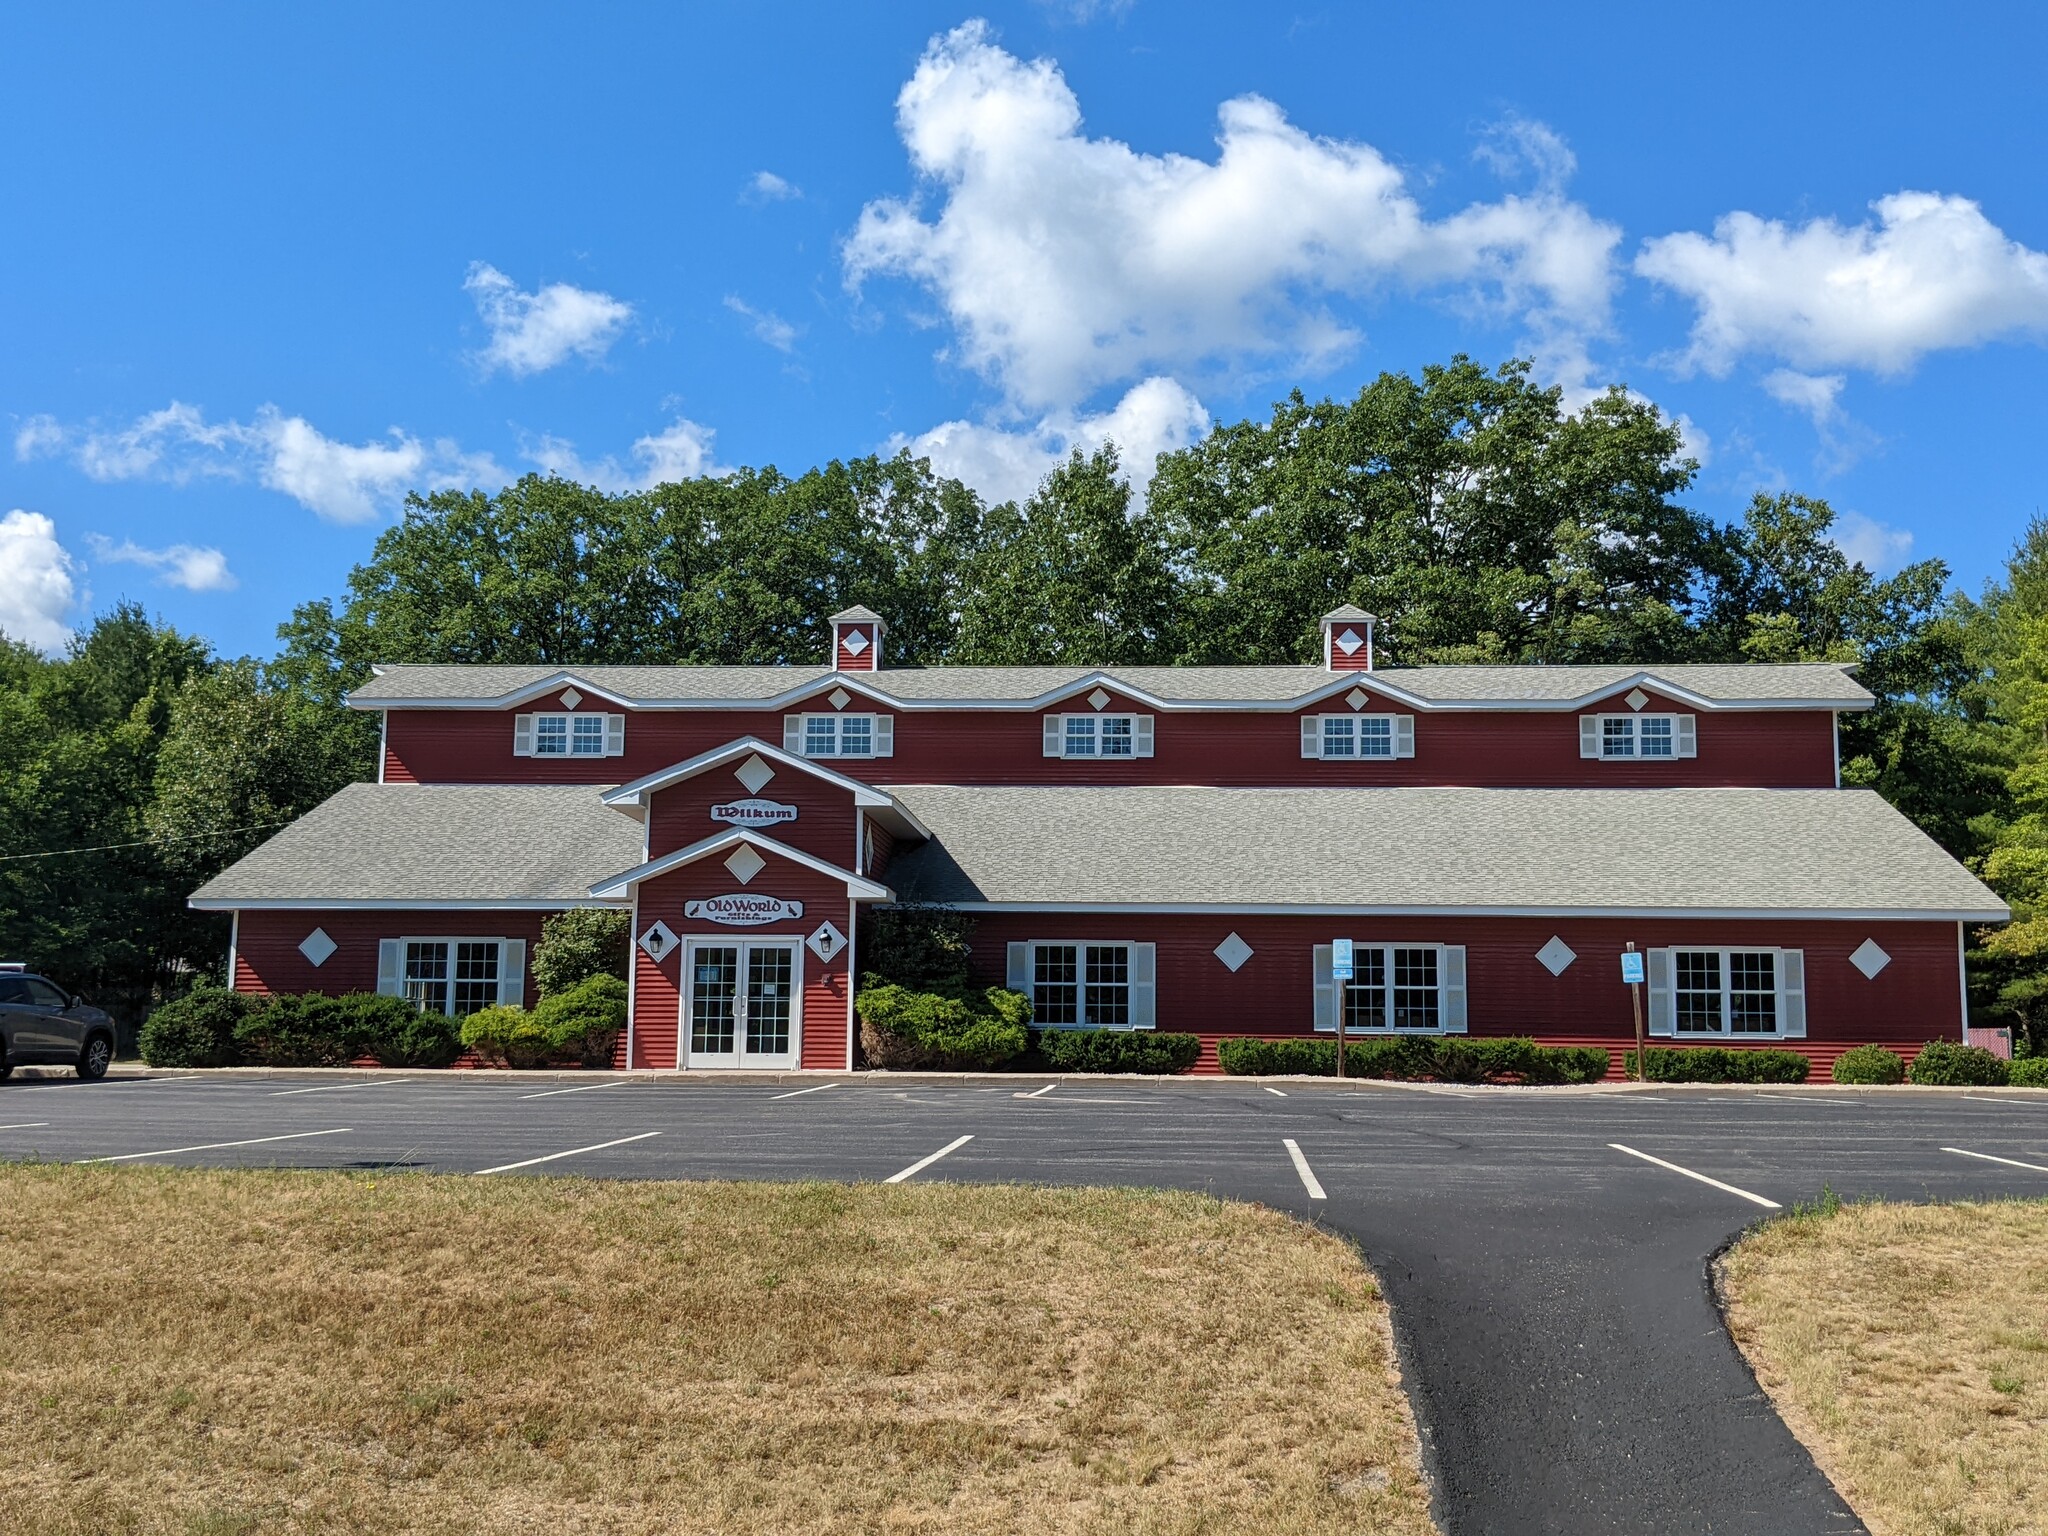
(1778, 949, 1806, 1037)
(499, 940, 527, 1008)
(1579, 716, 1600, 758)
(1676, 715, 1697, 758)
(1312, 943, 1336, 1031)
(1043, 716, 1064, 757)
(377, 939, 403, 998)
(513, 714, 534, 756)
(1442, 945, 1468, 1032)
(1646, 948, 1675, 1036)
(1007, 942, 1032, 993)
(605, 714, 626, 756)
(1134, 716, 1154, 758)
(784, 715, 804, 754)
(1395, 716, 1416, 759)
(1301, 717, 1321, 759)
(1129, 943, 1156, 1030)
(874, 715, 894, 757)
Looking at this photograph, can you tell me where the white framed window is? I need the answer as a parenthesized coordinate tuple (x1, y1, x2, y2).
(1647, 946, 1805, 1037)
(376, 937, 527, 1015)
(785, 712, 892, 759)
(1044, 714, 1153, 759)
(1006, 940, 1156, 1029)
(1301, 714, 1415, 759)
(1313, 943, 1467, 1033)
(514, 712, 625, 757)
(1581, 714, 1695, 760)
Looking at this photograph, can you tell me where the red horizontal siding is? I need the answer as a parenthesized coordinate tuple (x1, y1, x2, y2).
(646, 760, 861, 870)
(233, 910, 547, 1000)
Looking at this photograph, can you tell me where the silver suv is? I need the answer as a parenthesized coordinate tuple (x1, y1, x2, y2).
(0, 965, 117, 1079)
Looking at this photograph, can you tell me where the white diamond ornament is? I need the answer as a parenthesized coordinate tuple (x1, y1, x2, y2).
(1347, 688, 1369, 710)
(734, 754, 776, 794)
(1535, 936, 1576, 976)
(842, 629, 869, 655)
(829, 688, 851, 710)
(560, 687, 583, 710)
(724, 844, 767, 884)
(1335, 628, 1363, 656)
(1849, 939, 1891, 979)
(298, 927, 337, 967)
(1089, 688, 1112, 711)
(807, 921, 847, 963)
(1625, 688, 1649, 711)
(1213, 932, 1254, 972)
(639, 921, 679, 962)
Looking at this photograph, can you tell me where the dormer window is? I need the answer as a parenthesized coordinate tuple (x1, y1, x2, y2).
(1301, 714, 1414, 759)
(1043, 713, 1154, 759)
(514, 712, 624, 757)
(1584, 714, 1694, 760)
(786, 712, 893, 759)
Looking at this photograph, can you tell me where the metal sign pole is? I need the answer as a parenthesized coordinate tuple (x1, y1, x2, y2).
(1332, 939, 1354, 1079)
(1624, 942, 1646, 1082)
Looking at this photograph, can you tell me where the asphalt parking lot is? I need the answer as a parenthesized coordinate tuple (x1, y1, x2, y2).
(7, 1072, 2046, 1536)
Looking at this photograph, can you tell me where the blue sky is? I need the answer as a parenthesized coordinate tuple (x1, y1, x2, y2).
(4, 1, 2046, 658)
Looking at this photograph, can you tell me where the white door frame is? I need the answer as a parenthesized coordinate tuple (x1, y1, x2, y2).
(679, 936, 804, 1069)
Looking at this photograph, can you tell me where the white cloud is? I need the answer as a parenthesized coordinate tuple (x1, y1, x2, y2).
(0, 509, 78, 651)
(85, 535, 237, 592)
(464, 262, 634, 377)
(724, 295, 799, 352)
(1760, 368, 1846, 429)
(523, 416, 725, 493)
(895, 375, 1210, 506)
(1637, 192, 2048, 375)
(1831, 510, 1915, 573)
(743, 170, 801, 202)
(845, 22, 1620, 410)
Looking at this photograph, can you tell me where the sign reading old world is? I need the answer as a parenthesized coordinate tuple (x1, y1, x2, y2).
(709, 798, 799, 828)
(685, 893, 805, 926)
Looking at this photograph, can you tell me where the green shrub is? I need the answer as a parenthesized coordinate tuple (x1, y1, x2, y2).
(325, 994, 460, 1068)
(1907, 1039, 2009, 1087)
(532, 910, 629, 998)
(1215, 1036, 1611, 1083)
(859, 907, 976, 992)
(1034, 1030, 1201, 1074)
(460, 1004, 554, 1069)
(2008, 1055, 2048, 1088)
(1831, 1043, 1906, 1085)
(532, 974, 629, 1068)
(231, 994, 358, 1067)
(1218, 1038, 1336, 1076)
(1621, 1046, 1810, 1084)
(138, 985, 253, 1067)
(858, 983, 1030, 1070)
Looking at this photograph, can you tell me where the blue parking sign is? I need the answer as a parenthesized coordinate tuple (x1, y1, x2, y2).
(1620, 951, 1645, 985)
(1332, 938, 1354, 981)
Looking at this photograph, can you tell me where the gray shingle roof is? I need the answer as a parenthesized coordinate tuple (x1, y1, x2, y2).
(349, 660, 1869, 709)
(189, 784, 643, 907)
(878, 785, 2004, 919)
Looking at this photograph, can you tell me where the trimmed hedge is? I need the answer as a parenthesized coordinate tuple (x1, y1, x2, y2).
(2009, 1056, 2048, 1088)
(1831, 1043, 1906, 1085)
(858, 982, 1031, 1070)
(1216, 1036, 1610, 1084)
(1621, 1046, 1810, 1083)
(460, 975, 627, 1069)
(1907, 1039, 2009, 1087)
(1034, 1029, 1200, 1075)
(140, 989, 461, 1069)
(138, 986, 256, 1068)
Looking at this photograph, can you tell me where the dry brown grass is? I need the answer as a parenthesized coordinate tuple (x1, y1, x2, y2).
(1720, 1198, 2048, 1536)
(0, 1165, 1436, 1536)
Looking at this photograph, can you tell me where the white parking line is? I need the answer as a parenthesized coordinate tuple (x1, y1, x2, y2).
(1943, 1145, 2048, 1174)
(473, 1131, 662, 1176)
(1964, 1095, 2047, 1108)
(1262, 1086, 1288, 1097)
(1608, 1143, 1780, 1209)
(271, 1079, 413, 1096)
(885, 1134, 974, 1184)
(82, 1128, 352, 1164)
(0, 1121, 51, 1130)
(770, 1083, 840, 1101)
(1025, 1083, 1058, 1098)
(1283, 1139, 1326, 1199)
(23, 1076, 197, 1092)
(519, 1080, 635, 1101)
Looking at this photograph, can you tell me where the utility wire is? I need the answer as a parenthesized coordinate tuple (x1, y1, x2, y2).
(0, 818, 298, 864)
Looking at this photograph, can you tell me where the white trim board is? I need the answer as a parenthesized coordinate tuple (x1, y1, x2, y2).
(588, 826, 893, 901)
(882, 900, 2006, 922)
(190, 897, 629, 912)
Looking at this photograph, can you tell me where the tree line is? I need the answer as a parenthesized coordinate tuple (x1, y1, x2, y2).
(4, 356, 2038, 1048)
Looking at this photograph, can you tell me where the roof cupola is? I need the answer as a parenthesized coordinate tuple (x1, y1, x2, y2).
(1321, 606, 1377, 671)
(829, 605, 887, 672)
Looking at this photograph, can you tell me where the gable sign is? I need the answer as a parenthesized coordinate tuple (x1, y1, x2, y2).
(685, 893, 805, 926)
(709, 797, 799, 829)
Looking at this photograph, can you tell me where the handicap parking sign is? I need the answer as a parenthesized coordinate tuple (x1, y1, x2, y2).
(1620, 951, 1645, 985)
(1332, 938, 1354, 981)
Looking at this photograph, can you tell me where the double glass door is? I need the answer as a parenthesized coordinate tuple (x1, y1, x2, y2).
(685, 941, 799, 1068)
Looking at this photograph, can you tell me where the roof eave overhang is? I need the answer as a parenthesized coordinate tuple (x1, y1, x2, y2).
(588, 826, 893, 902)
(881, 900, 2007, 922)
(188, 896, 630, 911)
(600, 736, 905, 814)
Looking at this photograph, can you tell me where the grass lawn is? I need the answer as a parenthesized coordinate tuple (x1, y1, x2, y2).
(0, 1165, 1436, 1536)
(1720, 1198, 2048, 1536)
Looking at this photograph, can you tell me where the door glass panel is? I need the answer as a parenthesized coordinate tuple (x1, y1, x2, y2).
(691, 947, 738, 1056)
(746, 947, 794, 1057)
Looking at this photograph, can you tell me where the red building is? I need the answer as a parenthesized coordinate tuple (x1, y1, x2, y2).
(193, 605, 2005, 1073)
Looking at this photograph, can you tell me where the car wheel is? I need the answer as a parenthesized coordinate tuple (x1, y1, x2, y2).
(77, 1034, 112, 1080)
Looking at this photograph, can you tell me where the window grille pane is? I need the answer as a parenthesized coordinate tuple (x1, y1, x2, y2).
(535, 716, 569, 756)
(451, 941, 501, 1016)
(1033, 944, 1079, 1025)
(1638, 717, 1674, 758)
(691, 947, 738, 1054)
(1064, 717, 1097, 756)
(404, 941, 449, 1013)
(838, 715, 873, 756)
(1321, 717, 1356, 757)
(804, 716, 837, 757)
(1359, 717, 1394, 758)
(1675, 950, 1724, 1032)
(1391, 947, 1439, 1029)
(746, 946, 793, 1056)
(1728, 951, 1778, 1033)
(1099, 717, 1134, 757)
(571, 715, 607, 756)
(1343, 947, 1386, 1030)
(1601, 717, 1635, 758)
(1084, 944, 1130, 1026)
